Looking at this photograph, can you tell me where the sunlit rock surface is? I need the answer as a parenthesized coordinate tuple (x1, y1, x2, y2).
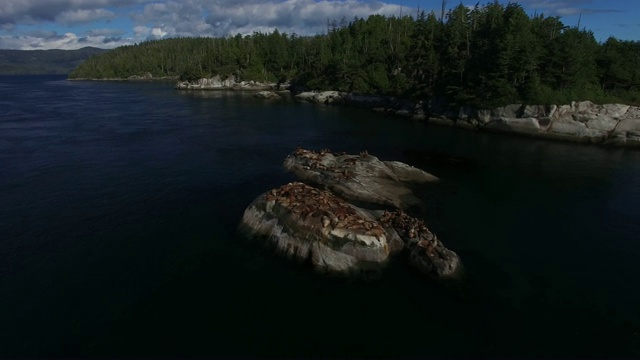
(283, 148, 439, 210)
(239, 148, 463, 280)
(239, 182, 402, 275)
(294, 91, 345, 104)
(239, 181, 462, 279)
(175, 75, 278, 90)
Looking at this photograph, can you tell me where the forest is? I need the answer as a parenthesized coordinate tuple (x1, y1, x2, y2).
(69, 2, 640, 107)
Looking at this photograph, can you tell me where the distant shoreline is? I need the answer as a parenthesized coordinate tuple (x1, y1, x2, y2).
(68, 76, 179, 82)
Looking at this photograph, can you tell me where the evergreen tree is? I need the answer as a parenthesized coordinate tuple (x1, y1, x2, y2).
(69, 2, 640, 106)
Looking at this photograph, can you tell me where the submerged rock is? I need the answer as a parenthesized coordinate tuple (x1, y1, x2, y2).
(239, 182, 403, 275)
(283, 148, 439, 209)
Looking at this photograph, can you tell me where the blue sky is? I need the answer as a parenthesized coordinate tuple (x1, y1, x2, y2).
(0, 0, 638, 50)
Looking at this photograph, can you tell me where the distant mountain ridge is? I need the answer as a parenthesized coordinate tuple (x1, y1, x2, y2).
(0, 47, 107, 75)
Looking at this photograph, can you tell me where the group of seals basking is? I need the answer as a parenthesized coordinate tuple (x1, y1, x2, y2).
(239, 148, 462, 279)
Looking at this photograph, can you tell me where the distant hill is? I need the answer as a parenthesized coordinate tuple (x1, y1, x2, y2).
(0, 47, 108, 75)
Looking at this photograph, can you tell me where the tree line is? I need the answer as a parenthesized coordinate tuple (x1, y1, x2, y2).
(69, 1, 640, 107)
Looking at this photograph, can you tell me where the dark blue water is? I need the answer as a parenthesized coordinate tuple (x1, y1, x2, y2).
(1, 75, 639, 357)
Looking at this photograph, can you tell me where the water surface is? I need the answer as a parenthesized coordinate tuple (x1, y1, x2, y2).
(1, 75, 639, 357)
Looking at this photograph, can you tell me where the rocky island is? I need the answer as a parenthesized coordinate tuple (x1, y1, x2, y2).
(283, 148, 439, 209)
(239, 149, 462, 279)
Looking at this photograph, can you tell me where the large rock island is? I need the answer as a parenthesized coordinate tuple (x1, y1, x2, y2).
(239, 149, 462, 280)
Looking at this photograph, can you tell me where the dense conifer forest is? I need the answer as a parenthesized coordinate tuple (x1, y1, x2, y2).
(69, 2, 640, 107)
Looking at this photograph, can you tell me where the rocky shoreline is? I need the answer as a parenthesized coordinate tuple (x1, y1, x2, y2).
(293, 91, 640, 147)
(175, 75, 288, 91)
(120, 75, 640, 147)
(239, 149, 462, 280)
(69, 73, 178, 81)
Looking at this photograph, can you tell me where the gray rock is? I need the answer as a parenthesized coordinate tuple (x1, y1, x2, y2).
(552, 104, 569, 120)
(239, 181, 463, 280)
(608, 119, 640, 146)
(383, 161, 440, 183)
(484, 117, 542, 135)
(377, 210, 463, 279)
(586, 116, 619, 132)
(175, 75, 275, 90)
(254, 91, 282, 100)
(547, 119, 607, 143)
(523, 104, 556, 119)
(409, 244, 462, 279)
(283, 148, 439, 210)
(573, 100, 597, 114)
(476, 109, 492, 124)
(572, 113, 599, 123)
(315, 91, 344, 104)
(239, 182, 394, 275)
(601, 104, 630, 118)
(310, 242, 358, 273)
(294, 91, 317, 101)
(615, 118, 640, 134)
(491, 104, 522, 119)
(295, 91, 345, 104)
(625, 107, 640, 118)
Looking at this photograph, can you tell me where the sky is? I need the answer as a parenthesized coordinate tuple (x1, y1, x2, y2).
(0, 0, 638, 50)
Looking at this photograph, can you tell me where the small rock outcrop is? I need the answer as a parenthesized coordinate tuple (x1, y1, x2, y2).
(295, 91, 346, 104)
(253, 91, 282, 100)
(239, 182, 402, 275)
(283, 148, 439, 210)
(378, 210, 461, 278)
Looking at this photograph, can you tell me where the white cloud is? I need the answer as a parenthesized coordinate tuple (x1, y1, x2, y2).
(0, 0, 423, 49)
(0, 27, 138, 50)
(151, 27, 167, 37)
(125, 0, 412, 39)
(0, 0, 138, 26)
